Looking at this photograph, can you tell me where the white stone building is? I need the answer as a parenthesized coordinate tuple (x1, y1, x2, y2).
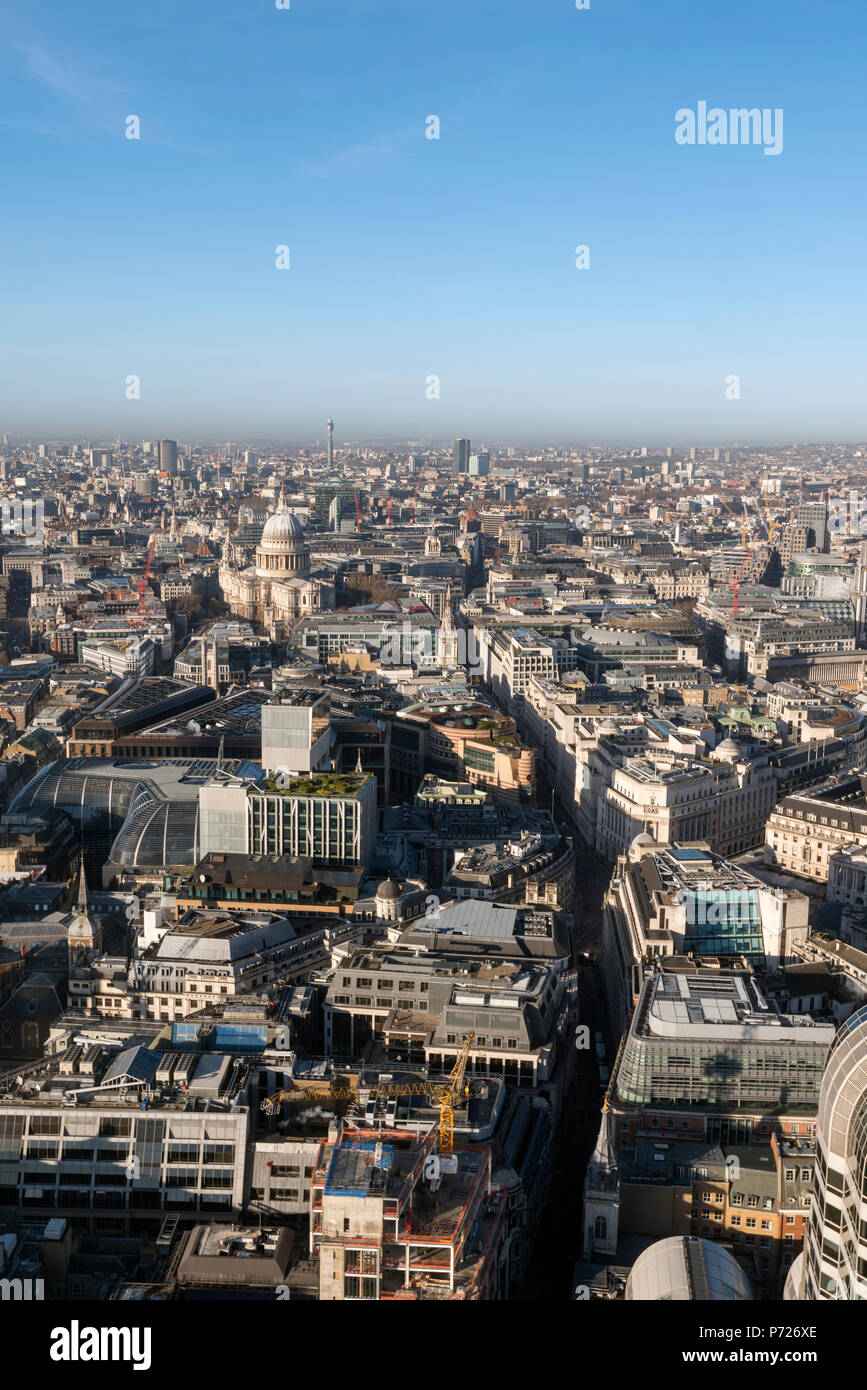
(219, 490, 334, 638)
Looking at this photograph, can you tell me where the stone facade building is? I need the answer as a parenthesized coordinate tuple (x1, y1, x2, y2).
(219, 490, 334, 637)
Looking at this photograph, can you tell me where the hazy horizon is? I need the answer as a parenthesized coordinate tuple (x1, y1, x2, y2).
(5, 434, 867, 455)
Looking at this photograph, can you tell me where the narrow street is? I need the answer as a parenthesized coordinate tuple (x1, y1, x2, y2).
(521, 830, 613, 1299)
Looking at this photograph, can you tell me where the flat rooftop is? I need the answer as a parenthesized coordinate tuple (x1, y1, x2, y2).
(134, 688, 270, 739)
(642, 970, 836, 1044)
(625, 755, 715, 785)
(638, 845, 765, 899)
(267, 687, 327, 707)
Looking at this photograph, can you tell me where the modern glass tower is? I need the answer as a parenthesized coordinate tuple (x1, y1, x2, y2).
(158, 439, 178, 474)
(453, 438, 471, 474)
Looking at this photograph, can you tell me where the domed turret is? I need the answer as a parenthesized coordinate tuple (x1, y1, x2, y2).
(376, 878, 401, 901)
(713, 736, 742, 759)
(628, 831, 656, 861)
(375, 877, 403, 924)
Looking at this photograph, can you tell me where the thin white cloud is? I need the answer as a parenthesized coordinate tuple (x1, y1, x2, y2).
(11, 39, 122, 106)
(305, 127, 418, 179)
(5, 36, 210, 153)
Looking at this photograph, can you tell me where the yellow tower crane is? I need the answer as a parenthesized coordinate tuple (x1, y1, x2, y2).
(260, 1032, 476, 1154)
(260, 1089, 293, 1117)
(436, 1032, 475, 1158)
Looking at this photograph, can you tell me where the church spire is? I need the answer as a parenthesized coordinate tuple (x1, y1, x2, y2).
(68, 856, 99, 965)
(582, 1109, 621, 1260)
(77, 857, 88, 911)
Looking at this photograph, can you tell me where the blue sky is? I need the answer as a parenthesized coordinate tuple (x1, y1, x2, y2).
(0, 0, 865, 445)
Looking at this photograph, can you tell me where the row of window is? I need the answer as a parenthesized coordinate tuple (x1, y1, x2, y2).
(345, 977, 429, 992)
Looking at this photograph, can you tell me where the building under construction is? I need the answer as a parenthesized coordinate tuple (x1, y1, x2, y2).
(310, 1122, 508, 1299)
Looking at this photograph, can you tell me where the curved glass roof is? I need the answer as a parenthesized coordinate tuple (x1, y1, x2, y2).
(8, 761, 144, 828)
(109, 798, 200, 868)
(8, 757, 260, 827)
(9, 757, 263, 872)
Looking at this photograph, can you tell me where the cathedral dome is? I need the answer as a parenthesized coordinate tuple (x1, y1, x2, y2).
(255, 492, 311, 582)
(262, 504, 305, 543)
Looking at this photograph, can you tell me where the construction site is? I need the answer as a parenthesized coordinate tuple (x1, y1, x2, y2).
(311, 1123, 508, 1300)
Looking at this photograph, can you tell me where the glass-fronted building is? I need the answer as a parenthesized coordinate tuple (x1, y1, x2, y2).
(682, 886, 764, 958)
(614, 969, 834, 1114)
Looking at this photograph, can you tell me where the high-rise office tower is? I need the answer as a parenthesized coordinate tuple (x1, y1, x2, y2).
(468, 452, 490, 477)
(327, 419, 335, 471)
(453, 438, 471, 474)
(158, 439, 178, 474)
(787, 1006, 867, 1300)
(796, 500, 828, 553)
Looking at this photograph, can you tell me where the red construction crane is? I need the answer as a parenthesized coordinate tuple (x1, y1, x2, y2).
(352, 490, 362, 532)
(727, 534, 760, 615)
(137, 531, 157, 613)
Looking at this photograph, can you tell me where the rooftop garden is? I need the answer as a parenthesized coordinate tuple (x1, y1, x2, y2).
(264, 772, 369, 798)
(493, 734, 524, 752)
